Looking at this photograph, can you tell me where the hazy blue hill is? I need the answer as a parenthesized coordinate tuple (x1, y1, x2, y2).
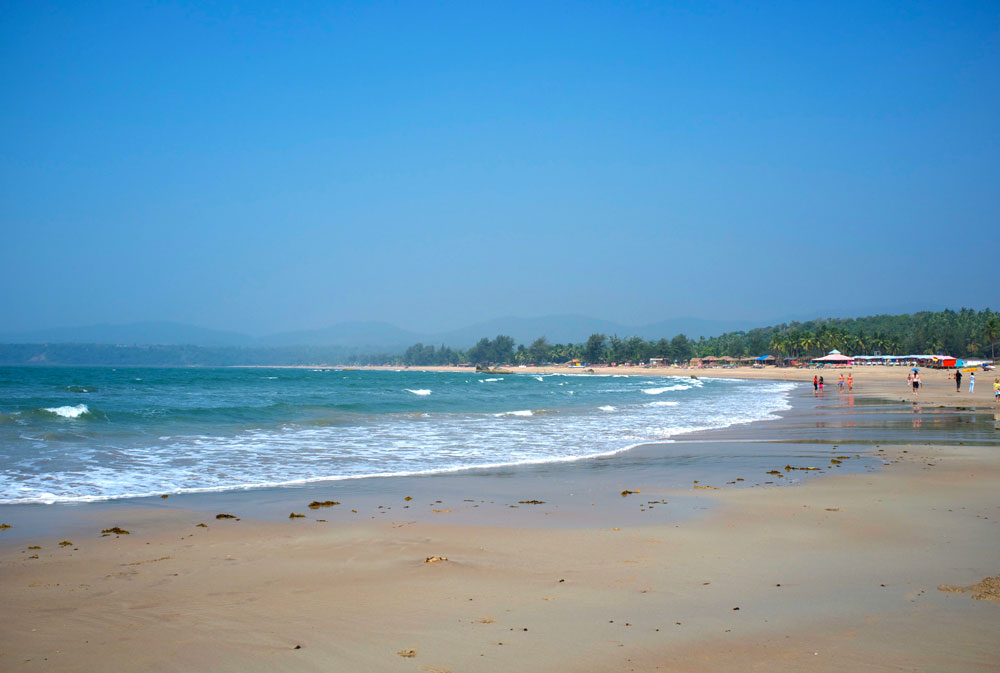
(430, 314, 628, 347)
(633, 317, 758, 341)
(0, 321, 255, 346)
(0, 315, 749, 351)
(259, 321, 422, 349)
(427, 314, 752, 347)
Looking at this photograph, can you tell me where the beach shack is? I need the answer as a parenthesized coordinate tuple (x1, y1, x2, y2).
(929, 355, 957, 369)
(811, 350, 853, 366)
(753, 355, 775, 364)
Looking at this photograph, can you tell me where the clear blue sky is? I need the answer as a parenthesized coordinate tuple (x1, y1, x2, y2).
(2, 1, 997, 334)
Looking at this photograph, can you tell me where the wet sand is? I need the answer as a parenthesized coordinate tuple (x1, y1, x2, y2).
(1, 374, 998, 672)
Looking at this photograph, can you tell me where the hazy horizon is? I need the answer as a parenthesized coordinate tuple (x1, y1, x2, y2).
(3, 2, 996, 335)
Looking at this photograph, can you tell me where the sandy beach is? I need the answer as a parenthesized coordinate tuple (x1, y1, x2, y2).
(1, 366, 998, 672)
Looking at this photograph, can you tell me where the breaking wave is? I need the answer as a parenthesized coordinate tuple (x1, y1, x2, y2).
(42, 404, 90, 419)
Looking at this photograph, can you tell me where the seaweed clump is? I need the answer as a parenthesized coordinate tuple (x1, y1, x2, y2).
(215, 513, 237, 519)
(289, 512, 305, 519)
(58, 540, 73, 547)
(101, 527, 130, 536)
(307, 500, 340, 509)
(518, 500, 545, 505)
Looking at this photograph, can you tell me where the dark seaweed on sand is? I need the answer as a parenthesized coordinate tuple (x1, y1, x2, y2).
(307, 500, 340, 509)
(101, 527, 130, 536)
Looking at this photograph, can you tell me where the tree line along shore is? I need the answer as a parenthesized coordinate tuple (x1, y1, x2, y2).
(0, 308, 996, 367)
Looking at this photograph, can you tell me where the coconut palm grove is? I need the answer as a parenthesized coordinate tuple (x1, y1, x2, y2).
(396, 309, 1000, 366)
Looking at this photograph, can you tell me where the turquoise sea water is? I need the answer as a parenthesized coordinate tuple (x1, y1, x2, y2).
(0, 367, 796, 504)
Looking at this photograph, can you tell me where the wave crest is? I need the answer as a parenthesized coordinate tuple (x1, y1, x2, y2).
(642, 384, 691, 394)
(43, 404, 90, 418)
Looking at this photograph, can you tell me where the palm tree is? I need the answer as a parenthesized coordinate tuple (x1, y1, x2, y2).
(769, 334, 787, 358)
(984, 316, 999, 361)
(797, 331, 817, 356)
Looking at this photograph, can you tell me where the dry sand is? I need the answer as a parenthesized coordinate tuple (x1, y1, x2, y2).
(1, 366, 998, 672)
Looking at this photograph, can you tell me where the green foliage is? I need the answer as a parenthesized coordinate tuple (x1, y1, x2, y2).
(584, 333, 607, 363)
(700, 308, 998, 360)
(2, 308, 994, 367)
(466, 335, 516, 365)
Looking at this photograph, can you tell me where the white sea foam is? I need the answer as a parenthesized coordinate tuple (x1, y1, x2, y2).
(42, 404, 89, 418)
(533, 376, 544, 382)
(642, 384, 691, 394)
(0, 374, 804, 505)
(480, 378, 503, 382)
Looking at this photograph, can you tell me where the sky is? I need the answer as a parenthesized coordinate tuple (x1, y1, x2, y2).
(1, 1, 997, 335)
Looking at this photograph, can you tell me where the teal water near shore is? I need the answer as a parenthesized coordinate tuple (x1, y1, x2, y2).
(1, 367, 798, 504)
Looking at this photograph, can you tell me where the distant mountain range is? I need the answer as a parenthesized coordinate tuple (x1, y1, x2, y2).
(0, 314, 760, 350)
(0, 321, 256, 347)
(1, 302, 964, 351)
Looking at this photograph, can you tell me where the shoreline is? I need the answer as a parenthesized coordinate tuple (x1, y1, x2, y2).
(2, 375, 998, 671)
(0, 379, 814, 537)
(0, 370, 801, 510)
(279, 362, 1000, 408)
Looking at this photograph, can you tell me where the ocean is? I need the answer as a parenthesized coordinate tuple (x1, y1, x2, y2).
(0, 367, 797, 504)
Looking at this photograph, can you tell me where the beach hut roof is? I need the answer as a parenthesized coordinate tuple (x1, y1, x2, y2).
(812, 353, 852, 362)
(754, 354, 774, 360)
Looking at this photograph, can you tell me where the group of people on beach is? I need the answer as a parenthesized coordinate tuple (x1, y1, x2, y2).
(810, 369, 999, 401)
(813, 373, 852, 393)
(953, 369, 975, 392)
(913, 369, 1000, 401)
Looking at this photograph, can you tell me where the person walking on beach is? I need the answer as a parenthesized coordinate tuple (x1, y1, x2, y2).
(813, 375, 818, 392)
(994, 377, 1000, 402)
(819, 375, 824, 391)
(848, 373, 853, 392)
(955, 369, 962, 392)
(907, 371, 913, 389)
(969, 371, 975, 393)
(838, 374, 845, 392)
(912, 372, 920, 394)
